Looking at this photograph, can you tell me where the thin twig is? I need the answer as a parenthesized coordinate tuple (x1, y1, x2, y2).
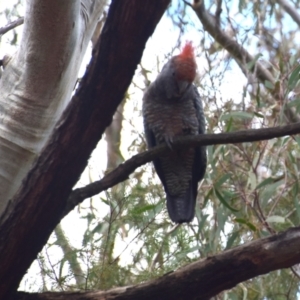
(0, 17, 24, 35)
(191, 1, 274, 85)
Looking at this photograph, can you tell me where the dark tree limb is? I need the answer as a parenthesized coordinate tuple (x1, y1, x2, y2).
(64, 121, 300, 218)
(0, 1, 171, 299)
(16, 227, 300, 300)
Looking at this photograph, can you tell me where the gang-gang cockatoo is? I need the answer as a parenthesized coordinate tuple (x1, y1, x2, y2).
(142, 42, 207, 223)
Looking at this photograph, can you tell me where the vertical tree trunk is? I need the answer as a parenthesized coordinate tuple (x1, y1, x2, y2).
(0, 0, 107, 213)
(0, 1, 171, 298)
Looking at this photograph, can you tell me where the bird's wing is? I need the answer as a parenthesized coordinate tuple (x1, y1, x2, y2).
(192, 86, 207, 184)
(144, 122, 170, 193)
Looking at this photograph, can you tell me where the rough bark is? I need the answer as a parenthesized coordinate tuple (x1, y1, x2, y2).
(0, 0, 170, 299)
(15, 226, 300, 299)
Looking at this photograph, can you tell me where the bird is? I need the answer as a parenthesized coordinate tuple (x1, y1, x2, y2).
(142, 41, 207, 223)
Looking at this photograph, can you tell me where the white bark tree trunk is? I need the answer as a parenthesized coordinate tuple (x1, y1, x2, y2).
(0, 0, 107, 213)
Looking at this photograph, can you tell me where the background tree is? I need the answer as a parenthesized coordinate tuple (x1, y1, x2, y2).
(1, 0, 300, 299)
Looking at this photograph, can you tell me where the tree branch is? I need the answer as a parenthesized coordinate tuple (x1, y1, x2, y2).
(191, 0, 275, 85)
(16, 226, 300, 299)
(0, 1, 171, 298)
(64, 121, 300, 218)
(191, 0, 299, 122)
(0, 17, 24, 35)
(277, 0, 300, 28)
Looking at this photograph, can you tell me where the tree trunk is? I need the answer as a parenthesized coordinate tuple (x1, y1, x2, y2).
(0, 1, 170, 298)
(0, 0, 107, 213)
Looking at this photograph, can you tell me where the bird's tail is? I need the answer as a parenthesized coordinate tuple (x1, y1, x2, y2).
(166, 183, 196, 223)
